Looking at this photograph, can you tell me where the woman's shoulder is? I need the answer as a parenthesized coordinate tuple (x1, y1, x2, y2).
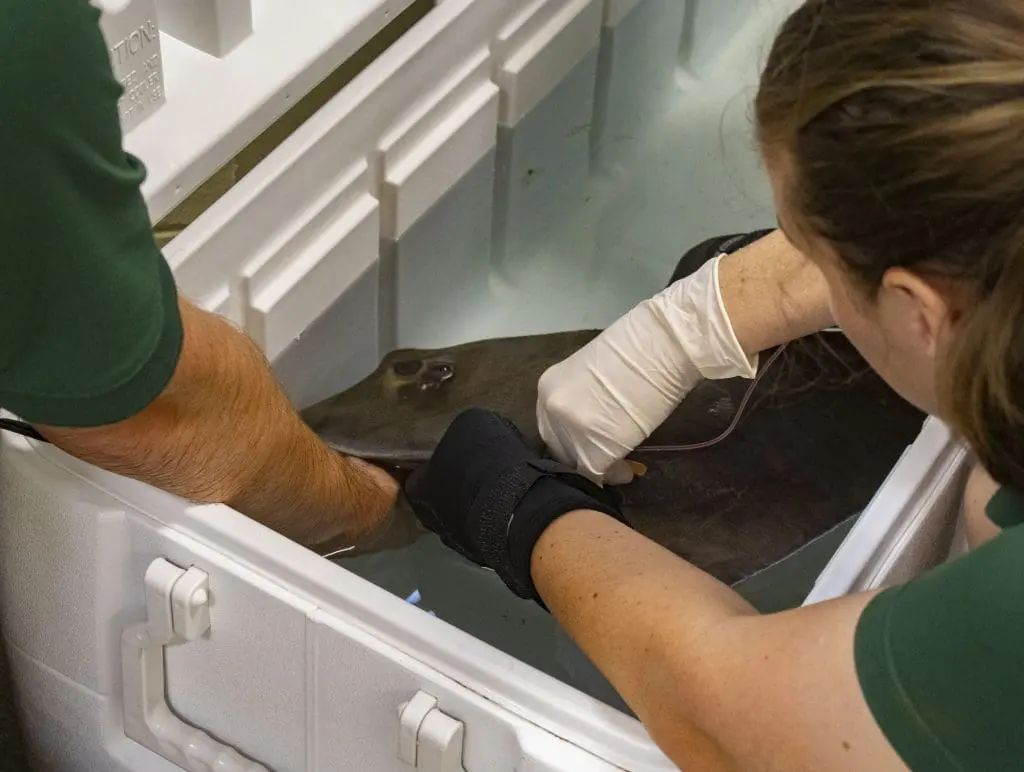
(984, 483, 1024, 531)
(852, 486, 1024, 771)
(962, 461, 1024, 548)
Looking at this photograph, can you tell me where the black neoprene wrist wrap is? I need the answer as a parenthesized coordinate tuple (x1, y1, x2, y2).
(505, 476, 626, 599)
(403, 409, 627, 605)
(464, 457, 625, 600)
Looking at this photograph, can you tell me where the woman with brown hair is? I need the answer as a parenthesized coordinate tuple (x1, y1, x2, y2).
(403, 1, 1024, 769)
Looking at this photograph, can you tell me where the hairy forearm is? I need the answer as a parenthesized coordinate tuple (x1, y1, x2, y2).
(37, 298, 396, 550)
(718, 229, 833, 355)
(531, 509, 757, 769)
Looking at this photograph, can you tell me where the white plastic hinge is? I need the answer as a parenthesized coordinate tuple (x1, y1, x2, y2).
(398, 691, 468, 772)
(122, 557, 269, 771)
(170, 566, 212, 641)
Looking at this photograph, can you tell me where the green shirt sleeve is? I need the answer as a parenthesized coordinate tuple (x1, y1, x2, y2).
(0, 0, 182, 428)
(854, 494, 1024, 771)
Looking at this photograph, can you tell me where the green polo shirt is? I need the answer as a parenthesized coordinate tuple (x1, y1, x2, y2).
(855, 486, 1024, 770)
(0, 0, 182, 428)
(5, 4, 1024, 770)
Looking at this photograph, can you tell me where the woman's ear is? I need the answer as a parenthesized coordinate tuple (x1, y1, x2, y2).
(879, 268, 960, 357)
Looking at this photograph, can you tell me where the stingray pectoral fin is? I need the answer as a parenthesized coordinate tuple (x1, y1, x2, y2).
(309, 330, 606, 465)
(334, 447, 433, 467)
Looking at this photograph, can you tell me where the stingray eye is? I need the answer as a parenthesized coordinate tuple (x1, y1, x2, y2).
(391, 359, 423, 377)
(419, 361, 455, 390)
(428, 362, 454, 379)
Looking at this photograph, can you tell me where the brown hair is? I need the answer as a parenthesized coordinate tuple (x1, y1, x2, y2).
(754, 0, 1024, 492)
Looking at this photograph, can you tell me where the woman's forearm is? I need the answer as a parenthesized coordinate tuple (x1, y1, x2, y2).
(530, 510, 892, 772)
(38, 298, 397, 551)
(718, 229, 833, 355)
(531, 509, 755, 768)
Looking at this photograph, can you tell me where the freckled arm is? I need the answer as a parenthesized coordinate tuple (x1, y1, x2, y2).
(718, 229, 835, 355)
(530, 510, 907, 771)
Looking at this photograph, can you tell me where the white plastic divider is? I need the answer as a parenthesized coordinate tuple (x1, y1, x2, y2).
(243, 161, 381, 360)
(602, 0, 643, 27)
(377, 49, 499, 240)
(155, 0, 254, 58)
(488, 0, 606, 280)
(116, 0, 419, 224)
(682, 0, 763, 77)
(493, 0, 603, 126)
(163, 0, 618, 359)
(591, 0, 688, 171)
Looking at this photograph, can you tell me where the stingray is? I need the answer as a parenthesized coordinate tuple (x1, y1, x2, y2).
(301, 235, 926, 586)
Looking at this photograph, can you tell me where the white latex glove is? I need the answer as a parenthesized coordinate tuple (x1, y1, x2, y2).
(536, 255, 758, 485)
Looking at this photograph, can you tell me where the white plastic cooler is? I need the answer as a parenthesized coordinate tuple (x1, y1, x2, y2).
(0, 1, 973, 770)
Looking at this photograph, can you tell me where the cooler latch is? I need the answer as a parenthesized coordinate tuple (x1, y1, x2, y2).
(122, 557, 269, 771)
(398, 691, 468, 772)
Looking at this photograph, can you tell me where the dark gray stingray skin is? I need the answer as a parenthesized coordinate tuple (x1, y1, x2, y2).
(301, 232, 927, 585)
(302, 330, 601, 465)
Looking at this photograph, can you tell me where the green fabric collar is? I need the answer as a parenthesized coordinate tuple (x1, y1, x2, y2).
(986, 486, 1024, 529)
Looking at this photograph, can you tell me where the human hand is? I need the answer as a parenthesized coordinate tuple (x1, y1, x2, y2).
(536, 255, 757, 485)
(309, 456, 405, 557)
(403, 408, 626, 601)
(320, 492, 431, 560)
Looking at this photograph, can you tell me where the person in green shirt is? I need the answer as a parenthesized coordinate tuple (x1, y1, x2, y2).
(0, 4, 402, 763)
(402, 1, 1024, 769)
(0, 0, 398, 556)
